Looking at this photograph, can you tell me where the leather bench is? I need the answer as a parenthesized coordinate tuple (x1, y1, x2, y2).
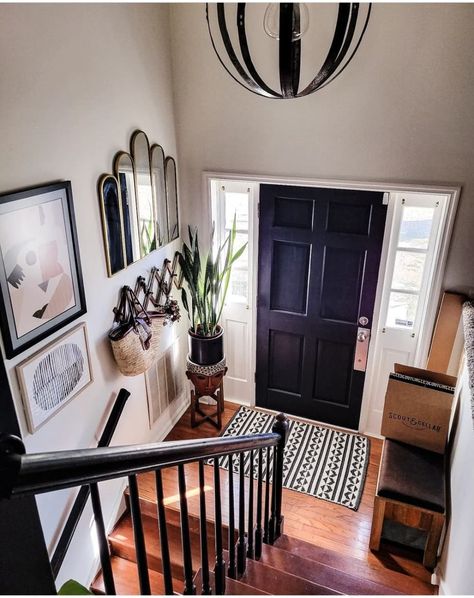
(369, 439, 446, 569)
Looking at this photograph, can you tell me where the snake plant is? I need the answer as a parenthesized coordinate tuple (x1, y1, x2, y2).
(178, 216, 247, 337)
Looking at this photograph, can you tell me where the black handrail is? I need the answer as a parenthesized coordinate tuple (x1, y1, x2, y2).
(0, 411, 290, 596)
(50, 388, 130, 578)
(0, 432, 280, 498)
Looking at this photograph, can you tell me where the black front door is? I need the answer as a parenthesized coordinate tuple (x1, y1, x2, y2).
(256, 185, 387, 430)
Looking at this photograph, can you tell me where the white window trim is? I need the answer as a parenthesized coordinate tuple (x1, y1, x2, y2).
(203, 171, 460, 431)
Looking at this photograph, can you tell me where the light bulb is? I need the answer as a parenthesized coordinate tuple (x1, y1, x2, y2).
(263, 3, 310, 42)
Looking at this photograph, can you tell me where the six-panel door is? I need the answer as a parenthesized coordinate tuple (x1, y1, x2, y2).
(256, 185, 387, 429)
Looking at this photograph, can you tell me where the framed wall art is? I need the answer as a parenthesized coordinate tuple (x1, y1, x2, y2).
(16, 322, 93, 433)
(0, 181, 86, 358)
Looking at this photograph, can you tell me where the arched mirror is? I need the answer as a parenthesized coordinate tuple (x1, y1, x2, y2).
(114, 152, 140, 265)
(150, 144, 168, 247)
(131, 131, 156, 257)
(98, 175, 125, 276)
(98, 130, 180, 277)
(165, 157, 179, 241)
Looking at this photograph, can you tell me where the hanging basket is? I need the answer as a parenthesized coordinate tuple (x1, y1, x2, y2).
(109, 287, 154, 377)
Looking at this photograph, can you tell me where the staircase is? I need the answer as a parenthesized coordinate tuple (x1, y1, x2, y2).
(0, 404, 437, 597)
(91, 470, 436, 595)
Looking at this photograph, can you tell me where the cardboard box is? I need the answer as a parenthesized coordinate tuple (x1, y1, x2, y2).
(427, 292, 465, 375)
(381, 364, 456, 454)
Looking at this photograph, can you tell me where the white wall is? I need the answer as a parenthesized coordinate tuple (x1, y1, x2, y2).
(438, 365, 474, 594)
(169, 3, 474, 292)
(0, 4, 188, 588)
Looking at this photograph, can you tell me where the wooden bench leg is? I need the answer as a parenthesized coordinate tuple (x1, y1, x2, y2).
(369, 496, 386, 552)
(423, 512, 445, 569)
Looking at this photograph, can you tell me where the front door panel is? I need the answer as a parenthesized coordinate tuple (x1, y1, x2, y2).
(256, 185, 387, 429)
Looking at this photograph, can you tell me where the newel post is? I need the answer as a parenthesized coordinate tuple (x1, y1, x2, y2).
(269, 413, 289, 543)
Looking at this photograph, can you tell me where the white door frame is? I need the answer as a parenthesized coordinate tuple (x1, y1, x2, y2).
(203, 171, 460, 434)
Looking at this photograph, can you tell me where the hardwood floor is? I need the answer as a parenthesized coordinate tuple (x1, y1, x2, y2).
(135, 400, 434, 590)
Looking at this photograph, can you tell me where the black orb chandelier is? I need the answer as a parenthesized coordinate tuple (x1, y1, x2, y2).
(206, 3, 371, 99)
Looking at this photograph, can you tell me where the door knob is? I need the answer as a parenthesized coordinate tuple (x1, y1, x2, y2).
(357, 330, 368, 342)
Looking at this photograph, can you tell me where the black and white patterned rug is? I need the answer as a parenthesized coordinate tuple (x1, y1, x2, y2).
(214, 406, 370, 511)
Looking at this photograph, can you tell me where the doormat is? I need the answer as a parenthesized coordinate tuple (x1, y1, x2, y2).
(213, 406, 370, 511)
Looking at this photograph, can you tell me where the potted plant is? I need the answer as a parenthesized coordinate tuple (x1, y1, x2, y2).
(178, 216, 246, 366)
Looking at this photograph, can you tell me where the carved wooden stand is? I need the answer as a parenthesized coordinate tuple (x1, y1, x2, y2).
(186, 368, 227, 429)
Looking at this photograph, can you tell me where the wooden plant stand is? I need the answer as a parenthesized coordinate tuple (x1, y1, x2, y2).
(186, 368, 227, 429)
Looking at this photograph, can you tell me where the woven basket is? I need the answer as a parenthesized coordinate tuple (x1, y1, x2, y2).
(109, 319, 154, 377)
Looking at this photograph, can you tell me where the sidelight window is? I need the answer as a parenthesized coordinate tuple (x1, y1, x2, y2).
(217, 187, 250, 303)
(385, 203, 439, 330)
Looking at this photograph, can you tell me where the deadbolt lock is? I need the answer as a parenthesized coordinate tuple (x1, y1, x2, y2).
(359, 316, 369, 326)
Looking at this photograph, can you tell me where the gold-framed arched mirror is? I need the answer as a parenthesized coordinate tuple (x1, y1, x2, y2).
(98, 130, 179, 277)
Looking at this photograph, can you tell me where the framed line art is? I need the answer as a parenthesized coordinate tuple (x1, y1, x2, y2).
(0, 181, 86, 358)
(16, 323, 93, 433)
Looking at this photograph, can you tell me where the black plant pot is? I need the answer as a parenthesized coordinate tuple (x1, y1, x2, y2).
(188, 326, 224, 366)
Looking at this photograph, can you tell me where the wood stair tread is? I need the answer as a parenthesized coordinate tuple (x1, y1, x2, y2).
(222, 549, 341, 595)
(109, 512, 216, 581)
(259, 542, 403, 595)
(274, 533, 436, 595)
(193, 569, 269, 595)
(91, 555, 181, 595)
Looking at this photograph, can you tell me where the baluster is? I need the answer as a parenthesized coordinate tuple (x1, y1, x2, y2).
(178, 464, 196, 595)
(247, 449, 255, 559)
(269, 413, 290, 543)
(263, 446, 271, 544)
(128, 475, 151, 595)
(255, 448, 263, 559)
(237, 452, 247, 576)
(90, 483, 116, 595)
(198, 460, 211, 595)
(269, 446, 277, 544)
(227, 454, 237, 578)
(213, 457, 226, 594)
(155, 470, 173, 596)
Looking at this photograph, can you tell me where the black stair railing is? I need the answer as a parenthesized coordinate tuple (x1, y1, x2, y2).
(0, 412, 289, 595)
(51, 388, 130, 578)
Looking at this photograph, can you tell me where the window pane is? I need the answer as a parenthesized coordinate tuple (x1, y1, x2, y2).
(398, 206, 435, 249)
(392, 251, 426, 292)
(386, 292, 419, 329)
(229, 268, 248, 302)
(223, 231, 248, 267)
(225, 192, 248, 230)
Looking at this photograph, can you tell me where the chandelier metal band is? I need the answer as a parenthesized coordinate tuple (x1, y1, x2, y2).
(206, 3, 372, 99)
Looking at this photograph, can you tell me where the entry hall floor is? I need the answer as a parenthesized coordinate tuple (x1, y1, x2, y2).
(136, 401, 436, 594)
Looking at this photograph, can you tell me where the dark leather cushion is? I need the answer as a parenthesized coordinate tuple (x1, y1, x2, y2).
(378, 439, 446, 513)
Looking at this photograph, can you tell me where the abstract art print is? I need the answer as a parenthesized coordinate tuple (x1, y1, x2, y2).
(0, 181, 86, 358)
(16, 323, 93, 433)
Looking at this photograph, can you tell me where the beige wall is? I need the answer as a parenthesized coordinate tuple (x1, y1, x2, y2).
(170, 3, 474, 293)
(0, 4, 186, 587)
(439, 365, 474, 594)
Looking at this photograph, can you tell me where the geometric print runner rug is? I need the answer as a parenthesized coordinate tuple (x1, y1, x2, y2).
(212, 405, 370, 511)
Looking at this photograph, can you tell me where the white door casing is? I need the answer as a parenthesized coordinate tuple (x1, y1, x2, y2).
(205, 172, 459, 432)
(211, 180, 258, 406)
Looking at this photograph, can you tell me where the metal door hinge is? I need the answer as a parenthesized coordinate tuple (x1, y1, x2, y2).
(382, 192, 389, 205)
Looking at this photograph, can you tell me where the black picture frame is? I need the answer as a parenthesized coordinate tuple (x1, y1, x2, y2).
(0, 181, 86, 358)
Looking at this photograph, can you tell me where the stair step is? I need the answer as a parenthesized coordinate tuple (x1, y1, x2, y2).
(223, 549, 340, 595)
(274, 534, 436, 595)
(109, 512, 217, 581)
(259, 542, 402, 595)
(125, 486, 234, 541)
(90, 555, 181, 595)
(193, 568, 269, 595)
